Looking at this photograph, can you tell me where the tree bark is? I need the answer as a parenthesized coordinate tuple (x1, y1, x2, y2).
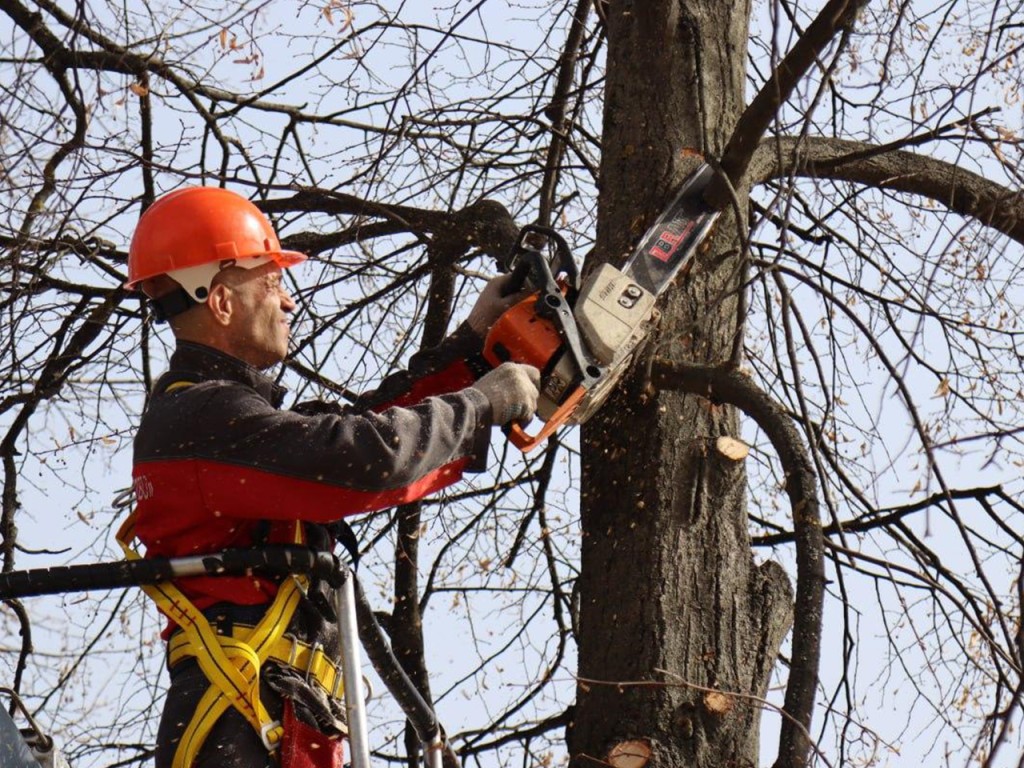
(570, 3, 794, 768)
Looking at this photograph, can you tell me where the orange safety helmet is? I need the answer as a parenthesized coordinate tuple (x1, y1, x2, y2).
(126, 186, 306, 316)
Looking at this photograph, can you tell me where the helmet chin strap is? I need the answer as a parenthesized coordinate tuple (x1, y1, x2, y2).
(149, 256, 275, 323)
(150, 287, 199, 323)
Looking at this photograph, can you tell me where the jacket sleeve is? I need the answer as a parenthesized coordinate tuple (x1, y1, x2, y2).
(354, 322, 492, 411)
(135, 378, 493, 524)
(292, 321, 494, 472)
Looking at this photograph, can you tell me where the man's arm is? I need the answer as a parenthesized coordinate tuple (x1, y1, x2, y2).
(353, 274, 527, 411)
(134, 378, 493, 525)
(355, 322, 489, 412)
(133, 275, 534, 526)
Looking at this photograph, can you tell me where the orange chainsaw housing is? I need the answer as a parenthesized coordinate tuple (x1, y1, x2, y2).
(483, 289, 588, 452)
(483, 293, 561, 373)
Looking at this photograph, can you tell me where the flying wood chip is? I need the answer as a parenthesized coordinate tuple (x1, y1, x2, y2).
(607, 739, 652, 768)
(715, 436, 750, 461)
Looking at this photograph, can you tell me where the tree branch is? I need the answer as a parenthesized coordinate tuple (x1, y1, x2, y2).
(754, 485, 1012, 545)
(263, 195, 519, 267)
(709, 0, 869, 204)
(648, 361, 824, 768)
(750, 134, 1024, 245)
(537, 0, 592, 228)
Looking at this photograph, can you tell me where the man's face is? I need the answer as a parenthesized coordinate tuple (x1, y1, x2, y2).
(220, 263, 296, 369)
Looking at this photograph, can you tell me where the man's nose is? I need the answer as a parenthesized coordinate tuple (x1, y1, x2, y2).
(281, 287, 296, 312)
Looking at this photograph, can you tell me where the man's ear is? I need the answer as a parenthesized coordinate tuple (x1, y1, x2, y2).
(206, 282, 234, 327)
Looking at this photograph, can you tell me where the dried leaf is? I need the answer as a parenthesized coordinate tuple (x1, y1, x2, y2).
(934, 378, 951, 397)
(323, 1, 353, 28)
(129, 82, 149, 97)
(607, 740, 651, 768)
(219, 28, 228, 49)
(715, 435, 749, 461)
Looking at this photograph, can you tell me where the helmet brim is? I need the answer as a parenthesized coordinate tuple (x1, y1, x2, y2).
(124, 249, 308, 292)
(271, 250, 307, 268)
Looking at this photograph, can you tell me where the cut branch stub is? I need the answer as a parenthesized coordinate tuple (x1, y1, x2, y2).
(606, 739, 652, 768)
(715, 436, 750, 461)
(702, 690, 734, 718)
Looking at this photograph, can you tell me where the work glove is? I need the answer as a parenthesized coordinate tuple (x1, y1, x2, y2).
(473, 362, 541, 425)
(466, 273, 531, 337)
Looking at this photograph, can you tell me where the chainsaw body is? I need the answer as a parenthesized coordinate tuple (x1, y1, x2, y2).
(483, 164, 720, 451)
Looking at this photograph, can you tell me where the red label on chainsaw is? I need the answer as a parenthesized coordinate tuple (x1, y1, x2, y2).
(624, 164, 719, 296)
(648, 219, 698, 263)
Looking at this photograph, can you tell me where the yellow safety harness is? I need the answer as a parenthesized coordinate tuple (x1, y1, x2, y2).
(121, 378, 345, 767)
(118, 513, 344, 767)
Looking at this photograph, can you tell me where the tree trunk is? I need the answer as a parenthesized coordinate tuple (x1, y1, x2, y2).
(570, 3, 794, 767)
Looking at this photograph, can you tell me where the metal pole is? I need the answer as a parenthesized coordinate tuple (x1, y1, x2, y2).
(423, 733, 445, 768)
(349, 573, 457, 768)
(336, 568, 372, 768)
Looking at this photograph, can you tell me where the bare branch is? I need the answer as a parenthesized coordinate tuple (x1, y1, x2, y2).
(751, 135, 1024, 244)
(648, 361, 823, 768)
(710, 0, 869, 202)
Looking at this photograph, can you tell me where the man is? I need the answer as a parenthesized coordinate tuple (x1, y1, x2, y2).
(121, 186, 540, 768)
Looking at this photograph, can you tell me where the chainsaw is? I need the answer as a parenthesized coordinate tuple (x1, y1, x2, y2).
(483, 163, 721, 452)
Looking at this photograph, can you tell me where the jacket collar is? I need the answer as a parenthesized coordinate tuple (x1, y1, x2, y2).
(163, 341, 288, 408)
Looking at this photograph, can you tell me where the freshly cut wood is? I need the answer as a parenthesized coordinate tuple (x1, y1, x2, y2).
(715, 435, 750, 461)
(703, 690, 734, 717)
(607, 739, 652, 768)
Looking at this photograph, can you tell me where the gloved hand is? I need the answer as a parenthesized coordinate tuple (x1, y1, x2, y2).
(473, 362, 541, 425)
(466, 273, 531, 337)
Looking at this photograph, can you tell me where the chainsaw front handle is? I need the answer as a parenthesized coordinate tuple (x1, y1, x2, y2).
(508, 386, 587, 452)
(502, 224, 579, 296)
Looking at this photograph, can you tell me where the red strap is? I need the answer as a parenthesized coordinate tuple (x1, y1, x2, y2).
(279, 699, 344, 768)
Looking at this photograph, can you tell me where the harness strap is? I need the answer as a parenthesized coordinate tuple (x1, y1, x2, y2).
(117, 509, 309, 767)
(168, 625, 345, 701)
(162, 380, 195, 394)
(173, 577, 303, 764)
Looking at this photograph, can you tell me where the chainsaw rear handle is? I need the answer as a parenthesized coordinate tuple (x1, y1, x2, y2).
(507, 385, 587, 452)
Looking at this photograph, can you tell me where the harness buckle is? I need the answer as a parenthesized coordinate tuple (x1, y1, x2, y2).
(283, 633, 300, 667)
(305, 642, 323, 682)
(260, 720, 282, 752)
(290, 574, 309, 597)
